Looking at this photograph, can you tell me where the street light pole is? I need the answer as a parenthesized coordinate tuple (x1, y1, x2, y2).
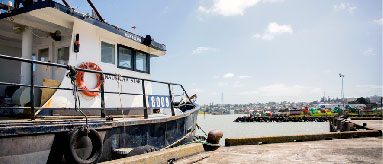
(339, 73, 345, 115)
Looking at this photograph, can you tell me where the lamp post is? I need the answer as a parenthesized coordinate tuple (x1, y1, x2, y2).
(339, 73, 345, 115)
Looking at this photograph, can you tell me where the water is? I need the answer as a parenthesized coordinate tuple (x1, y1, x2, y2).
(196, 114, 330, 145)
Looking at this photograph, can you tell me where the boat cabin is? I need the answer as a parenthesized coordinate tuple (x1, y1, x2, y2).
(0, 0, 187, 118)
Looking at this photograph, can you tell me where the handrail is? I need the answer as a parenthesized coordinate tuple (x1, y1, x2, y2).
(0, 54, 182, 86)
(0, 54, 194, 120)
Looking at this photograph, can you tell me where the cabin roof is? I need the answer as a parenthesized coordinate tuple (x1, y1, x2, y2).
(0, 1, 166, 52)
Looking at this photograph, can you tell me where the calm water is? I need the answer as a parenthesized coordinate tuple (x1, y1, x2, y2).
(196, 114, 330, 145)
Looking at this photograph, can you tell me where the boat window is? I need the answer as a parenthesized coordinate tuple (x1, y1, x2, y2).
(135, 51, 147, 72)
(57, 47, 69, 65)
(38, 48, 49, 62)
(117, 45, 133, 69)
(101, 41, 115, 64)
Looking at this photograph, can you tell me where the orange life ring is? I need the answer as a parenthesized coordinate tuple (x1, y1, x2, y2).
(76, 62, 103, 97)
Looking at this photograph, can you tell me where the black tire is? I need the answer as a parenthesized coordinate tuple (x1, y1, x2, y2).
(64, 128, 103, 164)
(126, 145, 159, 157)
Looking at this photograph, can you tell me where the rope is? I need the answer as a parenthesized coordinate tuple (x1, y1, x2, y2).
(196, 123, 207, 137)
(161, 129, 195, 150)
(66, 65, 88, 126)
(182, 139, 221, 147)
(115, 73, 126, 147)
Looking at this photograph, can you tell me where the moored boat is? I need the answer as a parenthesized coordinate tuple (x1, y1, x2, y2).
(0, 0, 199, 163)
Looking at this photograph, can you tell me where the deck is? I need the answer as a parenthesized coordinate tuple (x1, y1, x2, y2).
(0, 109, 198, 137)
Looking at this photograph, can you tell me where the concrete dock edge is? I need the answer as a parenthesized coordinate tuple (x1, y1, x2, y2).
(100, 143, 204, 164)
(225, 130, 382, 146)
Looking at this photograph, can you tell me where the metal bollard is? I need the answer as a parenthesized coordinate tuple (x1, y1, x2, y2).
(341, 121, 350, 132)
(203, 129, 223, 151)
(336, 119, 342, 130)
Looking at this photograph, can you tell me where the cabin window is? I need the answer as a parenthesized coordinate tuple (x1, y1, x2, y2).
(101, 41, 115, 64)
(117, 45, 133, 69)
(38, 48, 49, 62)
(135, 51, 148, 72)
(57, 47, 69, 65)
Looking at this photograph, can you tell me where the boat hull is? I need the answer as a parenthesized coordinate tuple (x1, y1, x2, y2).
(0, 109, 198, 163)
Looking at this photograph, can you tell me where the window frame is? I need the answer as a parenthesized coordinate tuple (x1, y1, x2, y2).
(133, 50, 150, 74)
(117, 44, 134, 70)
(116, 44, 150, 74)
(100, 41, 116, 65)
(37, 47, 50, 62)
(57, 46, 70, 65)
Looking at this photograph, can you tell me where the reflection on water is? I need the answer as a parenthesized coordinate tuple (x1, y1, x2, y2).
(196, 114, 330, 145)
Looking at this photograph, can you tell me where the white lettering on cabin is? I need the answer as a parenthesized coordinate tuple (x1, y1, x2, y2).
(103, 74, 141, 84)
(124, 33, 142, 42)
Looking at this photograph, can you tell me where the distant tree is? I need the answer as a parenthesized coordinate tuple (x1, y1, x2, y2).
(350, 97, 370, 105)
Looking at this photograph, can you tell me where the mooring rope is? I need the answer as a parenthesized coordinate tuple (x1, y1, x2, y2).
(196, 123, 208, 137)
(183, 139, 221, 147)
(66, 65, 88, 126)
(115, 73, 126, 147)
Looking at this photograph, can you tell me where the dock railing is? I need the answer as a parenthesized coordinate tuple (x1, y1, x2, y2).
(0, 54, 194, 120)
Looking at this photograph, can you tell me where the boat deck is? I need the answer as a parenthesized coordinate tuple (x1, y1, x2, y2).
(0, 109, 197, 137)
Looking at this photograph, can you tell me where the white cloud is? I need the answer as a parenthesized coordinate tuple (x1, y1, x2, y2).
(258, 84, 321, 97)
(198, 0, 261, 16)
(351, 85, 383, 98)
(333, 3, 357, 14)
(239, 75, 252, 79)
(233, 81, 242, 88)
(192, 46, 218, 55)
(198, 0, 285, 16)
(374, 18, 383, 25)
(262, 0, 285, 3)
(191, 88, 204, 93)
(218, 82, 228, 87)
(210, 92, 219, 96)
(355, 85, 383, 89)
(253, 22, 293, 40)
(236, 84, 323, 102)
(162, 6, 169, 14)
(223, 73, 235, 78)
(238, 90, 259, 96)
(362, 48, 375, 56)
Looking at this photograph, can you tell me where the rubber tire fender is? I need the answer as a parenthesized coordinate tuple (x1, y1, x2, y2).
(64, 128, 103, 164)
(126, 145, 159, 157)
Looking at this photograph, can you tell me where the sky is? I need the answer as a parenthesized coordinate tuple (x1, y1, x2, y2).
(60, 0, 381, 104)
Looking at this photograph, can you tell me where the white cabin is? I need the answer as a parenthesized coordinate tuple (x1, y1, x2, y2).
(0, 1, 181, 116)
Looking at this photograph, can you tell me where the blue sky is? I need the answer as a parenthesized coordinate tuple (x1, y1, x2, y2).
(62, 0, 381, 104)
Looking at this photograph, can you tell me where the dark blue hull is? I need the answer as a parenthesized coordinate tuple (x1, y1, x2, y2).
(0, 109, 198, 163)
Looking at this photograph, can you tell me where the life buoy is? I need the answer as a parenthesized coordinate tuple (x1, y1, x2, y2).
(64, 128, 103, 164)
(76, 62, 103, 97)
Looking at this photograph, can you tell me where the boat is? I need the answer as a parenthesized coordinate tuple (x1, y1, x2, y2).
(0, 0, 199, 163)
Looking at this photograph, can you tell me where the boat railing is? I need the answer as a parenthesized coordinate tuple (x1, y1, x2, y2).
(0, 53, 194, 120)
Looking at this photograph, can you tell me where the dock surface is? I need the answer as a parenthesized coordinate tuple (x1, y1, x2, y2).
(350, 120, 383, 131)
(178, 120, 383, 164)
(177, 137, 383, 164)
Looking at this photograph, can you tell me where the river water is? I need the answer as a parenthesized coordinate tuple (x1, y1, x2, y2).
(195, 114, 330, 145)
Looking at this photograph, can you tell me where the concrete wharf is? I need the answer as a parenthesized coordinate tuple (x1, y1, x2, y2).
(177, 120, 383, 164)
(102, 120, 383, 164)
